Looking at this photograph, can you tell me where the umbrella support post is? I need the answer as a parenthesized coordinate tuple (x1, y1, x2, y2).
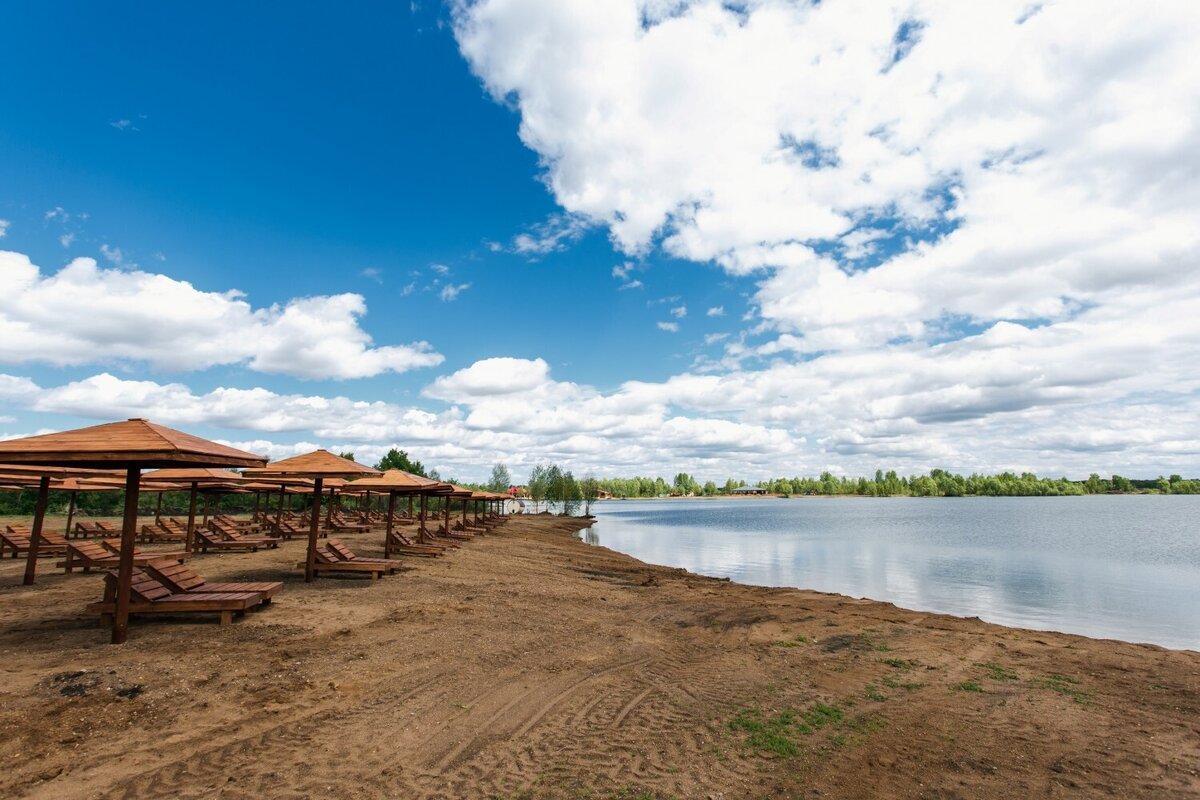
(21, 476, 51, 586)
(112, 467, 140, 644)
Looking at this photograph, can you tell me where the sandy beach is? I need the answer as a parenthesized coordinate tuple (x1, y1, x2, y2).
(1, 513, 1197, 799)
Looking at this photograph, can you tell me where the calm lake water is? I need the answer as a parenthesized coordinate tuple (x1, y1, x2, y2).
(582, 496, 1200, 650)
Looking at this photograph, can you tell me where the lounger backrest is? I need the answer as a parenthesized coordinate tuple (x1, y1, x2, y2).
(103, 568, 172, 602)
(325, 539, 355, 560)
(314, 547, 339, 563)
(146, 560, 206, 591)
(196, 528, 221, 543)
(71, 541, 113, 561)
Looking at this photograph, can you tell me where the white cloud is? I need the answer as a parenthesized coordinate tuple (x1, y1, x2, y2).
(59, 233, 75, 248)
(656, 321, 679, 332)
(0, 220, 9, 239)
(360, 267, 383, 283)
(509, 212, 592, 256)
(449, 0, 1200, 476)
(439, 282, 471, 301)
(706, 306, 724, 317)
(0, 250, 444, 380)
(618, 279, 643, 290)
(45, 207, 68, 223)
(425, 357, 551, 400)
(432, 263, 450, 275)
(669, 305, 687, 318)
(99, 243, 131, 268)
(110, 119, 138, 132)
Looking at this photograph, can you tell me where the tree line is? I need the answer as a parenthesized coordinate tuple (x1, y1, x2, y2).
(588, 469, 1200, 498)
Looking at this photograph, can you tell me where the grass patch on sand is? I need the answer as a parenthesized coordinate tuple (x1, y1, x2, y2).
(1036, 673, 1090, 705)
(729, 699, 884, 757)
(953, 681, 984, 693)
(772, 634, 810, 648)
(976, 662, 1019, 681)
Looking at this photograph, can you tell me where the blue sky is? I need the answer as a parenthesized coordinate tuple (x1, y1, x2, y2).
(0, 3, 747, 395)
(2, 1, 1198, 481)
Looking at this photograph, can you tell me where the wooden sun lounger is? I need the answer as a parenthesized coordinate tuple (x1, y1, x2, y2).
(304, 549, 391, 580)
(58, 540, 186, 574)
(86, 568, 266, 626)
(328, 514, 370, 533)
(385, 529, 444, 558)
(323, 539, 402, 570)
(210, 520, 281, 548)
(140, 521, 185, 543)
(1, 527, 67, 558)
(195, 528, 263, 553)
(144, 561, 283, 603)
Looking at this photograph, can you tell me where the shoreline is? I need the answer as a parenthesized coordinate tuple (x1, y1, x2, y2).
(1, 513, 1197, 798)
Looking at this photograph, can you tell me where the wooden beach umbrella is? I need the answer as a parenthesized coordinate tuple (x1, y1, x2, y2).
(0, 465, 127, 560)
(348, 470, 447, 556)
(0, 419, 266, 643)
(243, 450, 379, 582)
(141, 468, 256, 553)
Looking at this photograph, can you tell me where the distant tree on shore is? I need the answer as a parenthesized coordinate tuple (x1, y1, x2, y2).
(488, 463, 511, 493)
(338, 451, 356, 462)
(374, 448, 426, 477)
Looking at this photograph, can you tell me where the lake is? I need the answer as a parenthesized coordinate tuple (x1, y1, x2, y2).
(581, 496, 1200, 650)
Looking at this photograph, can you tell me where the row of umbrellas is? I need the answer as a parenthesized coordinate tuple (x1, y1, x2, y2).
(0, 418, 512, 644)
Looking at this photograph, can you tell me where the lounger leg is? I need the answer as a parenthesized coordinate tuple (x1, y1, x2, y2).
(220, 610, 232, 625)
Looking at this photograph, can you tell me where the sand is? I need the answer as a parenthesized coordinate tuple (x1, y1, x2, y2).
(0, 513, 1196, 799)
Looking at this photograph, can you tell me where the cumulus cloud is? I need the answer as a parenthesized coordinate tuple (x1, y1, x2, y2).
(656, 321, 679, 332)
(706, 306, 724, 317)
(448, 0, 1200, 474)
(0, 220, 9, 239)
(669, 305, 687, 318)
(0, 251, 444, 380)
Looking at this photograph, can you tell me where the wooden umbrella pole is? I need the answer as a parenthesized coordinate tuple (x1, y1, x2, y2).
(154, 491, 163, 523)
(185, 482, 198, 554)
(419, 492, 428, 542)
(384, 492, 396, 558)
(408, 495, 414, 518)
(275, 484, 286, 531)
(64, 490, 78, 541)
(21, 475, 51, 586)
(462, 498, 469, 528)
(112, 467, 140, 644)
(305, 477, 323, 583)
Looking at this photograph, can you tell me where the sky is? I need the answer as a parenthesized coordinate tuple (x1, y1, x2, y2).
(1, 0, 1198, 483)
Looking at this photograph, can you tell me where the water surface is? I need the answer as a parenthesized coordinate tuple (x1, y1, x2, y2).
(582, 496, 1200, 650)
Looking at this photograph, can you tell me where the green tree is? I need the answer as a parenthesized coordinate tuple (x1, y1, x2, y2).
(338, 451, 356, 462)
(374, 448, 426, 477)
(488, 463, 512, 493)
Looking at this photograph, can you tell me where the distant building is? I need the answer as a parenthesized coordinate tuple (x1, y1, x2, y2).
(596, 490, 613, 499)
(730, 487, 769, 495)
(508, 485, 530, 498)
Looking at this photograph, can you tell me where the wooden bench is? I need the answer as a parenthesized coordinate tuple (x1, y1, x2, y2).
(86, 568, 267, 626)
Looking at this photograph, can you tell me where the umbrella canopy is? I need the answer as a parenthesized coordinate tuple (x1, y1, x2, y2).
(0, 418, 266, 470)
(349, 469, 445, 494)
(242, 450, 379, 582)
(242, 449, 380, 478)
(0, 418, 266, 643)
